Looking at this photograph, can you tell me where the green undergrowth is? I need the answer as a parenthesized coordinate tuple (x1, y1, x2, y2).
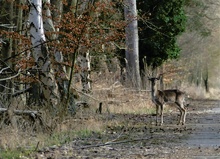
(0, 128, 103, 159)
(0, 149, 33, 159)
(47, 129, 102, 146)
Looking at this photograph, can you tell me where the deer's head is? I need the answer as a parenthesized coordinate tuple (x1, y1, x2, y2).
(147, 74, 162, 91)
(148, 74, 161, 83)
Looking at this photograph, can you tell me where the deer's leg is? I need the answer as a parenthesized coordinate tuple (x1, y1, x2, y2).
(175, 102, 183, 125)
(160, 104, 164, 125)
(155, 104, 159, 126)
(180, 102, 187, 125)
(178, 109, 183, 125)
(182, 108, 186, 125)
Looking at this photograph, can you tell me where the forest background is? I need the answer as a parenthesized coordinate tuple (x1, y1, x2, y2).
(0, 0, 220, 158)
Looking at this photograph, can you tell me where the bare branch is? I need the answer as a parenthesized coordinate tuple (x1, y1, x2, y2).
(0, 66, 10, 74)
(12, 87, 31, 97)
(77, 137, 151, 149)
(0, 24, 16, 29)
(0, 69, 21, 81)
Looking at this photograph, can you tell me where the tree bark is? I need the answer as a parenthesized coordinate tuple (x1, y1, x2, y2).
(29, 0, 60, 107)
(70, 0, 92, 93)
(203, 63, 209, 93)
(43, 0, 69, 99)
(124, 0, 141, 89)
(78, 49, 91, 93)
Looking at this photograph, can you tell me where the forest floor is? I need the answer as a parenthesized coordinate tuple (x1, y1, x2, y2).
(30, 98, 220, 159)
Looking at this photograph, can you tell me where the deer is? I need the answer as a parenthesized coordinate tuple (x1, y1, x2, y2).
(148, 74, 187, 126)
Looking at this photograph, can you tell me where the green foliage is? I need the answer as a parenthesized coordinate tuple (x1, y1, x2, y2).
(138, 0, 186, 68)
(0, 149, 31, 159)
(0, 150, 20, 159)
(46, 129, 99, 146)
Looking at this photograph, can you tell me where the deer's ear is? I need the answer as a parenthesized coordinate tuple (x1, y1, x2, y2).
(158, 74, 164, 80)
(156, 74, 161, 80)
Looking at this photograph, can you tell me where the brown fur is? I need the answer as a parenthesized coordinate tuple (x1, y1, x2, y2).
(149, 77, 187, 126)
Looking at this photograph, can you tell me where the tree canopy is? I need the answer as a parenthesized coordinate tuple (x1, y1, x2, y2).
(138, 0, 186, 69)
(0, 0, 188, 108)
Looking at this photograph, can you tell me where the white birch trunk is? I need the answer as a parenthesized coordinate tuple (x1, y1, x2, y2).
(43, 0, 55, 36)
(43, 0, 68, 97)
(124, 0, 141, 89)
(78, 49, 91, 93)
(29, 0, 60, 106)
(71, 0, 92, 93)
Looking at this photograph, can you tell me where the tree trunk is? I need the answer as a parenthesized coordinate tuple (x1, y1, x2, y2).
(203, 64, 209, 93)
(16, 0, 25, 100)
(43, 0, 68, 99)
(29, 0, 60, 107)
(159, 64, 164, 90)
(124, 0, 141, 89)
(71, 0, 92, 93)
(78, 49, 91, 93)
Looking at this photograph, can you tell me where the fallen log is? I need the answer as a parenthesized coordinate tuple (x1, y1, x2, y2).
(0, 108, 39, 117)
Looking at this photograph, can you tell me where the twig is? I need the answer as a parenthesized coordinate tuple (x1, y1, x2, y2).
(35, 141, 40, 151)
(12, 87, 31, 97)
(77, 137, 151, 149)
(73, 87, 100, 102)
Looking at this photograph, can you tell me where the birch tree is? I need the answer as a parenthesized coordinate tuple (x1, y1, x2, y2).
(70, 0, 92, 93)
(124, 0, 141, 89)
(29, 0, 60, 107)
(77, 49, 91, 93)
(43, 0, 69, 98)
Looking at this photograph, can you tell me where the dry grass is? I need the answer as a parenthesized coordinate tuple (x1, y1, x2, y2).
(181, 83, 220, 99)
(0, 124, 39, 149)
(91, 74, 154, 115)
(0, 73, 156, 157)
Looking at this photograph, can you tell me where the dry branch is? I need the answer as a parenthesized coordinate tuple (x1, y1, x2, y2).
(77, 137, 151, 149)
(73, 87, 100, 101)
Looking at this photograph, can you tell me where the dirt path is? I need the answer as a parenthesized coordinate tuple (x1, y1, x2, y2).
(33, 99, 220, 159)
